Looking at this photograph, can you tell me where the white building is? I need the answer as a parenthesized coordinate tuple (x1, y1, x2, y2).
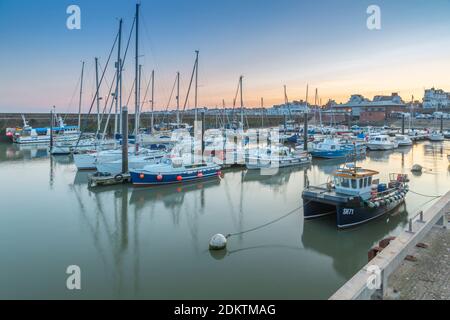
(333, 93, 405, 116)
(267, 102, 309, 115)
(423, 88, 450, 109)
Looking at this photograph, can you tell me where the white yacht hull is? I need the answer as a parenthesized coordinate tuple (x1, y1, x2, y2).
(246, 155, 311, 170)
(367, 143, 396, 151)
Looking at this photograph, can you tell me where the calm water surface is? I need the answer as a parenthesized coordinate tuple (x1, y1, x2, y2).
(1, 141, 449, 299)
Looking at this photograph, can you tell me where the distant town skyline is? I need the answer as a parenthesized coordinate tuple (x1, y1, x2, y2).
(2, 0, 450, 112)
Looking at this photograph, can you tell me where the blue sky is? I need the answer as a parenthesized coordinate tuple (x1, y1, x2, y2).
(1, 0, 450, 112)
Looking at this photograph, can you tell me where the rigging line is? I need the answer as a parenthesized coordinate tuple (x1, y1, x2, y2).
(160, 74, 177, 124)
(76, 30, 119, 146)
(63, 70, 82, 121)
(181, 58, 197, 113)
(100, 85, 118, 140)
(120, 16, 136, 75)
(226, 200, 314, 238)
(231, 78, 240, 120)
(138, 73, 150, 111)
(125, 79, 136, 108)
(141, 13, 171, 104)
(97, 60, 111, 93)
(98, 71, 117, 126)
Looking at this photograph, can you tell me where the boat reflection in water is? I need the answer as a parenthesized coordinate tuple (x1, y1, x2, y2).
(4, 144, 49, 161)
(129, 179, 221, 210)
(301, 205, 408, 279)
(242, 164, 311, 188)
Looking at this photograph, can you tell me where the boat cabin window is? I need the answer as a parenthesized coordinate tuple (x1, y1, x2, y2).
(351, 179, 357, 189)
(359, 179, 363, 188)
(330, 145, 336, 150)
(341, 178, 350, 188)
(368, 176, 372, 185)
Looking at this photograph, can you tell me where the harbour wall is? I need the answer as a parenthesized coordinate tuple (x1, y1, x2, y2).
(329, 191, 450, 300)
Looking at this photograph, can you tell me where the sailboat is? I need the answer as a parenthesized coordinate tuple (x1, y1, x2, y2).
(130, 153, 221, 185)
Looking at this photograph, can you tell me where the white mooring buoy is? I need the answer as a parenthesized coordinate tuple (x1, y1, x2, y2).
(209, 234, 227, 250)
(411, 164, 423, 173)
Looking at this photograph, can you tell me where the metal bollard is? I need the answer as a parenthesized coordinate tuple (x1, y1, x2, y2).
(418, 211, 425, 223)
(407, 218, 414, 233)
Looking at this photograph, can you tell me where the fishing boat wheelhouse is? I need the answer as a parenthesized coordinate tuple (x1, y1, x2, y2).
(302, 163, 409, 228)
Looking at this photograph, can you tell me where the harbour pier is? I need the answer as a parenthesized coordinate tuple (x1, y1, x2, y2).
(329, 191, 450, 300)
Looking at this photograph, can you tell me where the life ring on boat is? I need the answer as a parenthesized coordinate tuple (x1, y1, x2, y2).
(114, 174, 124, 182)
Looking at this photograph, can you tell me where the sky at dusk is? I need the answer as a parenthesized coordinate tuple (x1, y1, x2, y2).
(2, 0, 450, 113)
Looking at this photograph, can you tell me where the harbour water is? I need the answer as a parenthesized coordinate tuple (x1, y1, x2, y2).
(1, 141, 449, 299)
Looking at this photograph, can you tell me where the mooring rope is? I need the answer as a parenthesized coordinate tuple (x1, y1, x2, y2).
(225, 200, 337, 239)
(408, 189, 443, 198)
(224, 186, 443, 239)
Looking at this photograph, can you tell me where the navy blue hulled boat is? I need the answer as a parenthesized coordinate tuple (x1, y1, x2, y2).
(130, 157, 222, 186)
(302, 163, 409, 229)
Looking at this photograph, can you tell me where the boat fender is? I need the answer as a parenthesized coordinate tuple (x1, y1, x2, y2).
(114, 174, 123, 182)
(374, 201, 380, 208)
(380, 200, 385, 206)
(368, 202, 375, 208)
(209, 234, 227, 250)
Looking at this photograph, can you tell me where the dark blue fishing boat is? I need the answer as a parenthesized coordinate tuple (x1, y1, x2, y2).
(302, 163, 409, 228)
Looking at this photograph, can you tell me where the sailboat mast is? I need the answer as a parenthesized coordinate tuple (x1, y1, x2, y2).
(137, 64, 142, 134)
(176, 71, 180, 125)
(151, 70, 155, 132)
(77, 61, 85, 129)
(240, 75, 244, 129)
(261, 97, 264, 128)
(95, 57, 101, 132)
(134, 3, 140, 137)
(284, 85, 288, 104)
(222, 99, 226, 128)
(194, 50, 199, 122)
(115, 18, 122, 136)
